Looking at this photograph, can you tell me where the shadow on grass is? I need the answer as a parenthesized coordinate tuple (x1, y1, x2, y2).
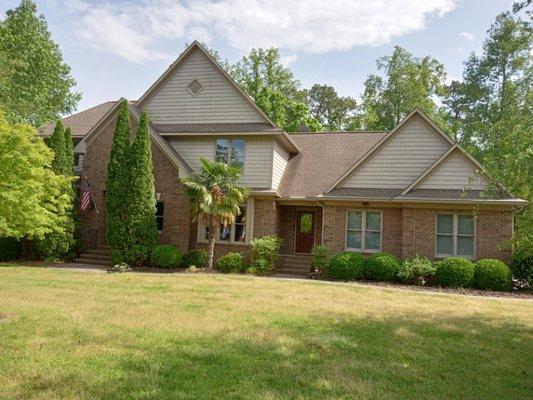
(13, 313, 531, 400)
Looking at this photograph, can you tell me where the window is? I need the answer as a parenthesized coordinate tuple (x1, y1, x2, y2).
(155, 202, 164, 232)
(436, 214, 475, 258)
(215, 139, 245, 168)
(346, 211, 381, 252)
(187, 78, 204, 96)
(203, 206, 247, 244)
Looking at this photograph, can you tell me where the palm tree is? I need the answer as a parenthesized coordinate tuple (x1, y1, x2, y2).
(181, 158, 250, 269)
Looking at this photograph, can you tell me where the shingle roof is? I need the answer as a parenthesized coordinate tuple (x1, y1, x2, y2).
(40, 101, 118, 138)
(278, 132, 387, 198)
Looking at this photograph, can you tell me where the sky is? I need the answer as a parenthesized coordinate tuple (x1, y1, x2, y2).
(0, 0, 519, 112)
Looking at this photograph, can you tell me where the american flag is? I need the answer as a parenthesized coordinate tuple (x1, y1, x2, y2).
(80, 177, 97, 213)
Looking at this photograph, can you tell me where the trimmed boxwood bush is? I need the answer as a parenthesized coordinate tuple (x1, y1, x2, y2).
(474, 259, 511, 291)
(181, 249, 207, 268)
(0, 237, 22, 261)
(216, 252, 246, 273)
(510, 242, 533, 287)
(436, 257, 474, 288)
(150, 245, 182, 269)
(365, 253, 401, 282)
(328, 252, 365, 280)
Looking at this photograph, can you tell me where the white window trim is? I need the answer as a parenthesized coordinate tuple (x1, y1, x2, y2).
(435, 213, 476, 259)
(345, 210, 383, 253)
(214, 138, 246, 169)
(196, 198, 253, 246)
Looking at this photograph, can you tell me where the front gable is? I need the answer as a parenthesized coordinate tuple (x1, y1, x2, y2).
(334, 112, 452, 190)
(139, 44, 270, 125)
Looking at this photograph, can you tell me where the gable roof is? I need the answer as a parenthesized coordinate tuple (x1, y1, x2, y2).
(80, 98, 192, 176)
(278, 132, 387, 198)
(40, 101, 117, 138)
(326, 109, 455, 192)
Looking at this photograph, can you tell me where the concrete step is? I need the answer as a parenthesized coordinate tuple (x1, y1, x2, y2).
(280, 263, 311, 270)
(277, 268, 310, 277)
(74, 257, 112, 267)
(79, 253, 110, 261)
(86, 249, 110, 256)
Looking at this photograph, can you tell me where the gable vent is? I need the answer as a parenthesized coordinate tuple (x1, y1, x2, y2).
(187, 79, 204, 96)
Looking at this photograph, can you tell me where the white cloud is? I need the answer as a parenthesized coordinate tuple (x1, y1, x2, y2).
(280, 54, 298, 67)
(59, 0, 457, 63)
(458, 32, 475, 42)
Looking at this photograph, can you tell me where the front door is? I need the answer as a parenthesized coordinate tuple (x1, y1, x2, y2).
(295, 211, 315, 253)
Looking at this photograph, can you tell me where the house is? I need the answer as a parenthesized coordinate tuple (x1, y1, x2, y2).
(41, 42, 526, 273)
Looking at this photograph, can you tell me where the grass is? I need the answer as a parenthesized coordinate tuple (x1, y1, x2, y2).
(0, 265, 532, 400)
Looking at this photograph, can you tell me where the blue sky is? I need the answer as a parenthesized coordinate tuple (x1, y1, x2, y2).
(1, 0, 517, 112)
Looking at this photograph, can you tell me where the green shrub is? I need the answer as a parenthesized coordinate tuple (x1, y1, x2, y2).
(473, 259, 511, 291)
(436, 257, 474, 288)
(0, 237, 22, 261)
(248, 258, 273, 275)
(311, 244, 330, 276)
(150, 245, 182, 269)
(328, 252, 365, 280)
(365, 253, 401, 282)
(510, 240, 533, 287)
(181, 249, 207, 268)
(251, 235, 282, 270)
(397, 254, 436, 285)
(216, 252, 246, 273)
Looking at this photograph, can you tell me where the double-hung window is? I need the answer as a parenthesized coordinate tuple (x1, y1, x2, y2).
(155, 202, 164, 232)
(436, 214, 475, 258)
(203, 206, 247, 244)
(346, 211, 382, 252)
(215, 139, 245, 168)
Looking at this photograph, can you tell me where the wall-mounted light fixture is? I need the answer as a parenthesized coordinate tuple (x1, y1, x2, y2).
(156, 193, 162, 201)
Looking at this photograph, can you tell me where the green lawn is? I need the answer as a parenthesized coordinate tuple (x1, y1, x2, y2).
(0, 265, 532, 400)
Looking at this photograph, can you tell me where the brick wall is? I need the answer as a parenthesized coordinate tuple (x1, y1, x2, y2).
(279, 206, 323, 254)
(82, 114, 190, 251)
(253, 198, 280, 238)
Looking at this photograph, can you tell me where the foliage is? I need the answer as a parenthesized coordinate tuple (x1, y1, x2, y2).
(444, 10, 532, 237)
(249, 258, 274, 276)
(0, 237, 22, 261)
(0, 113, 73, 240)
(181, 249, 208, 268)
(360, 46, 448, 131)
(0, 0, 80, 126)
(150, 245, 182, 269)
(181, 158, 250, 268)
(328, 252, 365, 281)
(105, 100, 132, 264)
(250, 235, 282, 271)
(230, 47, 320, 132)
(397, 254, 436, 285)
(473, 259, 511, 291)
(305, 84, 359, 130)
(122, 111, 157, 265)
(34, 120, 76, 260)
(509, 236, 533, 286)
(436, 257, 475, 288)
(108, 262, 133, 273)
(215, 252, 246, 273)
(311, 244, 331, 277)
(364, 253, 401, 282)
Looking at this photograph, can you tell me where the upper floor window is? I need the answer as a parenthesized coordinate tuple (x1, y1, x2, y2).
(215, 139, 244, 168)
(346, 211, 382, 252)
(436, 214, 475, 258)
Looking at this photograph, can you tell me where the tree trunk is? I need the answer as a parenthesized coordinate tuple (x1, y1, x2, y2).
(207, 222, 217, 269)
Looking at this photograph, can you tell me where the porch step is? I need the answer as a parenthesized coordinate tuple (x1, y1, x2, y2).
(277, 254, 314, 277)
(85, 249, 111, 256)
(75, 246, 112, 267)
(74, 257, 112, 267)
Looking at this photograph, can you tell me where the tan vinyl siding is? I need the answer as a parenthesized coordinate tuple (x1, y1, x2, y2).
(145, 49, 265, 124)
(339, 116, 451, 189)
(169, 137, 273, 188)
(418, 150, 489, 190)
(272, 141, 289, 190)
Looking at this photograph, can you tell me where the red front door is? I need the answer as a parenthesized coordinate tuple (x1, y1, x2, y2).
(295, 211, 315, 253)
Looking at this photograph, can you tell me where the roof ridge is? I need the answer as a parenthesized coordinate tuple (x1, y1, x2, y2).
(291, 131, 388, 136)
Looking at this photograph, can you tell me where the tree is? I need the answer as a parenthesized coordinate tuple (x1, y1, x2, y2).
(123, 111, 158, 265)
(0, 0, 80, 127)
(105, 100, 132, 263)
(306, 84, 359, 130)
(47, 121, 68, 173)
(445, 10, 532, 238)
(63, 127, 75, 175)
(359, 46, 448, 130)
(230, 48, 320, 132)
(182, 159, 250, 269)
(0, 113, 72, 240)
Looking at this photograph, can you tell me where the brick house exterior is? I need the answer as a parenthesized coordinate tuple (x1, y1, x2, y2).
(42, 41, 525, 269)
